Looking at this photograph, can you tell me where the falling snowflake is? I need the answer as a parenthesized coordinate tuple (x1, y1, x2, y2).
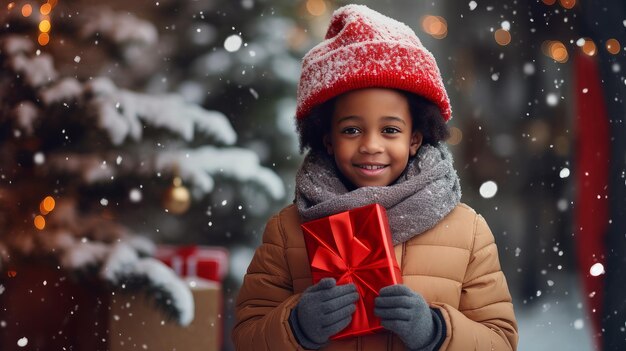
(17, 337, 28, 347)
(573, 319, 584, 330)
(224, 34, 243, 52)
(546, 93, 559, 106)
(479, 181, 498, 198)
(589, 263, 605, 277)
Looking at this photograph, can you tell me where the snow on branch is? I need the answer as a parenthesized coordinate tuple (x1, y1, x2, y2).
(1, 36, 56, 88)
(156, 146, 286, 200)
(0, 35, 34, 56)
(8, 52, 58, 88)
(4, 198, 193, 326)
(79, 8, 158, 46)
(3, 38, 237, 147)
(100, 243, 194, 325)
(11, 101, 39, 135)
(83, 77, 237, 145)
(43, 146, 286, 201)
(40, 78, 83, 106)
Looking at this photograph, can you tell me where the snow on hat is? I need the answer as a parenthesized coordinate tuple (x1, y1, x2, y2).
(296, 4, 452, 122)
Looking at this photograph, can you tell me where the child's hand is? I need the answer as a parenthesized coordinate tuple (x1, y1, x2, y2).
(289, 278, 358, 349)
(374, 284, 438, 350)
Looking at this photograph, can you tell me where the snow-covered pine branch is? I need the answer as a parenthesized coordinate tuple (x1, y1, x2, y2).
(4, 36, 237, 147)
(0, 35, 34, 56)
(100, 242, 193, 325)
(155, 146, 285, 200)
(83, 77, 237, 146)
(40, 77, 83, 106)
(11, 101, 39, 135)
(7, 52, 58, 88)
(79, 8, 158, 46)
(42, 145, 286, 200)
(11, 200, 195, 326)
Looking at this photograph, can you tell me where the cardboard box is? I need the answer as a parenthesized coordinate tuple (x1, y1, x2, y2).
(0, 262, 222, 350)
(108, 278, 222, 351)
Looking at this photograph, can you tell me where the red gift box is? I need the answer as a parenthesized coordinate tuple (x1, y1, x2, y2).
(301, 203, 402, 339)
(156, 245, 228, 282)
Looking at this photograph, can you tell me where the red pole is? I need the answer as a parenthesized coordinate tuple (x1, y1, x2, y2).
(573, 51, 610, 350)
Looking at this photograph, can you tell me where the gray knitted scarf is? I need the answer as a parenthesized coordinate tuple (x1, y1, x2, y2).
(295, 143, 462, 245)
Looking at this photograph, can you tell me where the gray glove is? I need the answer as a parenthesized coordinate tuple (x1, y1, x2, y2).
(289, 278, 359, 349)
(374, 284, 443, 351)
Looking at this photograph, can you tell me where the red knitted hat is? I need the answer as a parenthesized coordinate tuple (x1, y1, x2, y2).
(296, 4, 451, 122)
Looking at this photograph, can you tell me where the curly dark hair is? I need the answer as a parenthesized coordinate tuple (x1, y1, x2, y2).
(296, 89, 450, 154)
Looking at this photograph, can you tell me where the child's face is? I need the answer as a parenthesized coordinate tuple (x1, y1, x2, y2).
(323, 88, 422, 188)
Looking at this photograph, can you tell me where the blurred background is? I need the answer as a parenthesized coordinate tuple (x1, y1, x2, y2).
(0, 0, 624, 350)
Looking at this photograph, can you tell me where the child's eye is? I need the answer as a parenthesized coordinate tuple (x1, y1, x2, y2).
(341, 127, 360, 135)
(382, 127, 401, 134)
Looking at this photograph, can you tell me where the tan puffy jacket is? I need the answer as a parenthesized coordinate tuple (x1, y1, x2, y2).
(233, 203, 518, 350)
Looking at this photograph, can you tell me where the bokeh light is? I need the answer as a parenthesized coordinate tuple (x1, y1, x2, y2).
(21, 4, 32, 17)
(40, 3, 51, 15)
(39, 19, 51, 33)
(446, 126, 463, 146)
(559, 0, 576, 9)
(495, 29, 511, 46)
(40, 196, 56, 214)
(38, 32, 50, 46)
(34, 215, 46, 230)
(305, 0, 326, 16)
(543, 41, 568, 63)
(421, 15, 448, 39)
(582, 38, 597, 56)
(606, 38, 621, 55)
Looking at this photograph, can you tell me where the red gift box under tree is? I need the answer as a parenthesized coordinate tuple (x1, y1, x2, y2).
(156, 245, 228, 282)
(301, 203, 402, 339)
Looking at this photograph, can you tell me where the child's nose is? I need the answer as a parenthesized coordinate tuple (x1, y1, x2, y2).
(358, 134, 384, 154)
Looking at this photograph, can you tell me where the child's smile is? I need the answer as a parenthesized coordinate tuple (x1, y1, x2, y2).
(324, 88, 422, 188)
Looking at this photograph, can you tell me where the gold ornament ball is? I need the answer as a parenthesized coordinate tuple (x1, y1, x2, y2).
(163, 178, 191, 214)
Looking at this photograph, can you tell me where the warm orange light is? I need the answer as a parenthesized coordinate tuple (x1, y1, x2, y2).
(39, 19, 51, 32)
(447, 126, 463, 146)
(7, 270, 17, 278)
(542, 0, 557, 4)
(305, 0, 326, 16)
(582, 39, 597, 56)
(543, 41, 569, 63)
(38, 32, 49, 46)
(40, 196, 55, 214)
(8, 2, 16, 10)
(559, 0, 576, 9)
(21, 4, 32, 17)
(422, 16, 448, 39)
(34, 215, 46, 230)
(495, 29, 511, 46)
(549, 41, 568, 62)
(606, 38, 621, 55)
(541, 40, 552, 56)
(287, 26, 309, 51)
(40, 3, 51, 15)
